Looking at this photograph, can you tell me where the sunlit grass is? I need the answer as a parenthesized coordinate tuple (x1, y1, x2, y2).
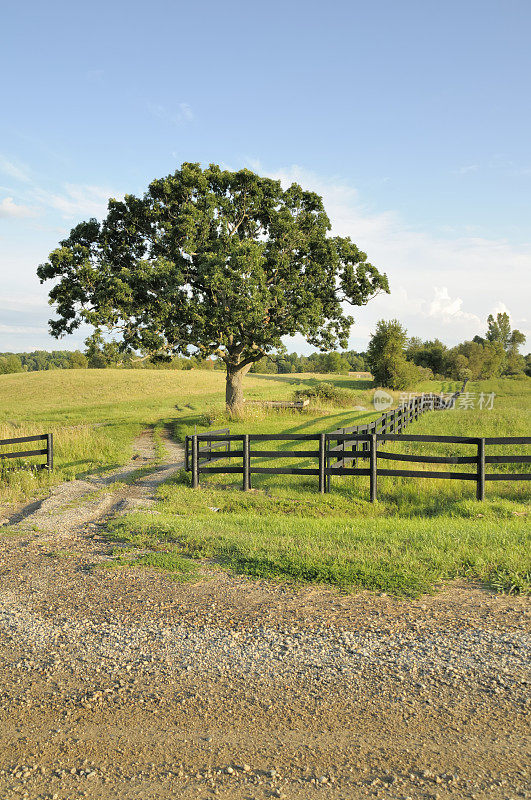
(2, 369, 529, 597)
(104, 375, 530, 596)
(0, 368, 392, 506)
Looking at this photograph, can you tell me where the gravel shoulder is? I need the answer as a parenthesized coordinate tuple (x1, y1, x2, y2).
(0, 431, 529, 800)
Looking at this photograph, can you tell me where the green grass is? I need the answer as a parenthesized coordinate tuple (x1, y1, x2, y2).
(1, 368, 529, 597)
(0, 368, 384, 507)
(107, 509, 530, 596)
(107, 375, 530, 597)
(105, 547, 198, 582)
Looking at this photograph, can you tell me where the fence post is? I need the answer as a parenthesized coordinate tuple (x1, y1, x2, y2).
(319, 434, 326, 494)
(369, 434, 377, 502)
(185, 435, 189, 472)
(326, 433, 335, 493)
(351, 430, 358, 469)
(341, 427, 346, 467)
(46, 433, 53, 471)
(227, 437, 231, 461)
(243, 434, 250, 491)
(191, 435, 199, 488)
(477, 437, 485, 501)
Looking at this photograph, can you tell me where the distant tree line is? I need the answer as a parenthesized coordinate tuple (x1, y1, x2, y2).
(2, 313, 529, 388)
(0, 350, 88, 374)
(367, 312, 530, 389)
(248, 350, 367, 374)
(0, 336, 368, 375)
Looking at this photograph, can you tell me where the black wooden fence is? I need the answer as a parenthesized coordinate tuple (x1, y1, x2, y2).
(186, 430, 530, 501)
(184, 388, 530, 501)
(184, 428, 230, 472)
(0, 434, 53, 471)
(185, 388, 459, 486)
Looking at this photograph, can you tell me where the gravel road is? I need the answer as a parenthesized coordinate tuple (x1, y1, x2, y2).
(0, 431, 529, 800)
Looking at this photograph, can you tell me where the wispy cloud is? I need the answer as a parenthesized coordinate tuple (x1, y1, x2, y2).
(0, 294, 49, 311)
(0, 323, 46, 334)
(454, 164, 479, 175)
(85, 68, 104, 81)
(454, 157, 531, 178)
(147, 101, 194, 125)
(256, 162, 531, 345)
(31, 183, 121, 219)
(0, 153, 121, 221)
(0, 155, 32, 183)
(0, 197, 37, 218)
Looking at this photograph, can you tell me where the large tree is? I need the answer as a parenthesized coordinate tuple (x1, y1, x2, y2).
(37, 163, 389, 413)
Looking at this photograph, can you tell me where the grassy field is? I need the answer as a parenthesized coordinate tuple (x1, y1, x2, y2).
(1, 369, 529, 596)
(0, 368, 383, 507)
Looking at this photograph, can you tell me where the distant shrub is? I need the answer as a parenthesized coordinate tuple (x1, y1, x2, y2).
(387, 360, 433, 390)
(294, 382, 354, 407)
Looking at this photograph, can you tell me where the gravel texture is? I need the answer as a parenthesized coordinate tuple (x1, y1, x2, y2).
(0, 431, 529, 800)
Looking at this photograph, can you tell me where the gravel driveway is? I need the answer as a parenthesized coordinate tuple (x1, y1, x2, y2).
(0, 432, 529, 800)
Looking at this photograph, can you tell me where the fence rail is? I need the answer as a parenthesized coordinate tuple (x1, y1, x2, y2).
(185, 428, 229, 472)
(0, 434, 53, 471)
(186, 430, 530, 501)
(184, 383, 530, 500)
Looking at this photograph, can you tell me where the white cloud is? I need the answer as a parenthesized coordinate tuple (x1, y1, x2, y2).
(1, 159, 529, 353)
(254, 162, 531, 347)
(427, 287, 480, 324)
(491, 301, 511, 318)
(32, 183, 121, 219)
(0, 156, 31, 183)
(147, 101, 194, 125)
(455, 164, 479, 175)
(0, 197, 37, 218)
(178, 102, 194, 122)
(0, 294, 49, 311)
(0, 323, 46, 334)
(85, 68, 104, 81)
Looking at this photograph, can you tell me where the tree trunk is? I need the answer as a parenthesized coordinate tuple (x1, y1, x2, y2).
(225, 363, 250, 416)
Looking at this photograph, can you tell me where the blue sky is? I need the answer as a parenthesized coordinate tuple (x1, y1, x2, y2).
(1, 0, 530, 353)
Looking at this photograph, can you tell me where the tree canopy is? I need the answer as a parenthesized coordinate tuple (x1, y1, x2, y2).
(37, 162, 389, 412)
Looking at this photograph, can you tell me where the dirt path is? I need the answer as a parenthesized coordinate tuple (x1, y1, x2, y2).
(2, 427, 185, 539)
(0, 430, 529, 800)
